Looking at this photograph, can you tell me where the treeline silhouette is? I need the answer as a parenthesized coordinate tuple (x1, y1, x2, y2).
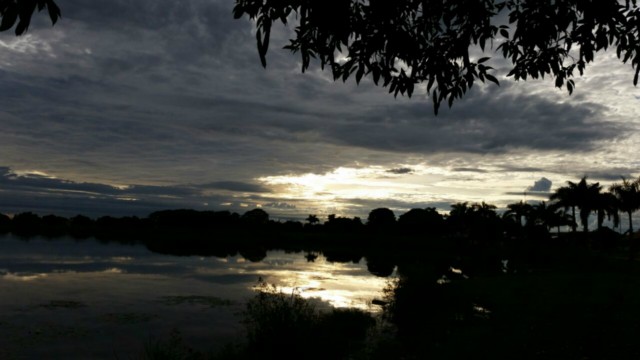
(2, 176, 638, 265)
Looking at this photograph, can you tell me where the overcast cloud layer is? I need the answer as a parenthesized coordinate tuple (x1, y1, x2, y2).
(0, 0, 639, 219)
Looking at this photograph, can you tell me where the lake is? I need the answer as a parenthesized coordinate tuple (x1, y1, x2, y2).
(0, 235, 394, 359)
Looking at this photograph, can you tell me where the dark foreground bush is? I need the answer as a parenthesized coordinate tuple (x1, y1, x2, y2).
(242, 280, 376, 360)
(141, 280, 377, 360)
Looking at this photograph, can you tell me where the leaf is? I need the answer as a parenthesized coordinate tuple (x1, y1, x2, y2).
(15, 18, 30, 35)
(256, 22, 271, 68)
(355, 65, 364, 84)
(485, 74, 499, 85)
(46, 0, 61, 25)
(0, 7, 17, 32)
(477, 57, 490, 63)
(500, 29, 509, 38)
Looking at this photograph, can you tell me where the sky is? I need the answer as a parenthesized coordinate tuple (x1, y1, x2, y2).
(0, 0, 639, 220)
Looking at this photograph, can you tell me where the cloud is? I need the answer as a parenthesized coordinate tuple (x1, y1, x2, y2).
(263, 202, 297, 210)
(452, 167, 488, 173)
(0, 166, 270, 217)
(200, 181, 270, 193)
(320, 84, 627, 154)
(386, 167, 414, 175)
(0, 0, 637, 220)
(498, 166, 545, 173)
(527, 177, 553, 193)
(580, 170, 635, 182)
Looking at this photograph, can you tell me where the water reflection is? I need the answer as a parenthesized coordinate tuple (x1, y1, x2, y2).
(0, 235, 394, 358)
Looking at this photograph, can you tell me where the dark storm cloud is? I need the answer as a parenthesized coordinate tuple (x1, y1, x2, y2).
(1, 0, 634, 220)
(0, 166, 267, 217)
(386, 167, 414, 174)
(57, 0, 245, 48)
(320, 83, 625, 154)
(0, 167, 196, 197)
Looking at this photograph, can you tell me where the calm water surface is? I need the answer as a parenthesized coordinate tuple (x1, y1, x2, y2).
(0, 235, 393, 359)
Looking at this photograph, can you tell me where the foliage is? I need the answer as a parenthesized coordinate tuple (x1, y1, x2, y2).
(0, 0, 60, 35)
(243, 279, 318, 355)
(367, 207, 396, 229)
(242, 279, 376, 360)
(397, 207, 445, 235)
(233, 0, 640, 113)
(240, 208, 269, 225)
(610, 177, 640, 234)
(550, 177, 602, 233)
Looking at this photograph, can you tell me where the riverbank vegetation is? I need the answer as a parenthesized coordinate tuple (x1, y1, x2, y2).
(2, 176, 639, 258)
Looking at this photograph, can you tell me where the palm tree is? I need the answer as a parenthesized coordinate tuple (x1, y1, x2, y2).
(610, 177, 640, 235)
(505, 201, 533, 228)
(592, 192, 619, 230)
(541, 202, 575, 235)
(610, 177, 640, 258)
(550, 182, 580, 233)
(305, 214, 319, 225)
(551, 177, 601, 234)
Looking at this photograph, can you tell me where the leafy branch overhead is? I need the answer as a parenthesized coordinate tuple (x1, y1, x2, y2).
(0, 0, 60, 35)
(233, 0, 640, 114)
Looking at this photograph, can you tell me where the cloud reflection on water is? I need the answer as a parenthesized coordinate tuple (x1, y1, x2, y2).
(0, 235, 392, 310)
(0, 235, 394, 358)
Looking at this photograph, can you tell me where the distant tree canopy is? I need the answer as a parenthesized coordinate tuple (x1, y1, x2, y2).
(242, 208, 270, 225)
(367, 207, 396, 229)
(0, 0, 60, 35)
(233, 1, 640, 113)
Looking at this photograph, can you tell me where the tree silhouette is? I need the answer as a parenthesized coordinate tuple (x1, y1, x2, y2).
(0, 1, 61, 35)
(305, 214, 319, 225)
(551, 179, 582, 233)
(527, 201, 574, 235)
(397, 207, 445, 235)
(592, 192, 620, 230)
(448, 202, 501, 244)
(504, 201, 533, 228)
(234, 1, 640, 113)
(573, 177, 602, 234)
(242, 208, 270, 226)
(610, 177, 640, 236)
(0, 213, 10, 233)
(367, 207, 395, 229)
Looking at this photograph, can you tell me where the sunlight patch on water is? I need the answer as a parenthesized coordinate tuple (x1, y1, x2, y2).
(252, 257, 392, 311)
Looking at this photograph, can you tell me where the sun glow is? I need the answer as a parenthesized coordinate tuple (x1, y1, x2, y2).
(258, 165, 450, 213)
(256, 161, 564, 216)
